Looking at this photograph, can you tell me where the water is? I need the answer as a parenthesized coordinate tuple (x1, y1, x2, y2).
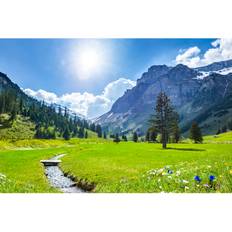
(44, 154, 84, 193)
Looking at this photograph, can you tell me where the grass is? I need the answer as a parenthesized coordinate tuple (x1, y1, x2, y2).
(0, 134, 232, 193)
(0, 148, 63, 193)
(203, 131, 232, 143)
(0, 138, 105, 193)
(0, 114, 35, 140)
(61, 141, 232, 193)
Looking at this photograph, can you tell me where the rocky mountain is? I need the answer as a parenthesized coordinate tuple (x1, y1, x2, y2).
(95, 60, 232, 136)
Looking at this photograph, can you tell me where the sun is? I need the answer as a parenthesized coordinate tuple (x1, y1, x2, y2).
(79, 49, 100, 72)
(70, 40, 107, 80)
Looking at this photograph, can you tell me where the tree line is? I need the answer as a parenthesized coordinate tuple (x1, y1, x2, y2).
(0, 86, 104, 140)
(111, 92, 203, 148)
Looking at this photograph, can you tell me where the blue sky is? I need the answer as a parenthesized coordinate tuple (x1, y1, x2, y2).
(0, 39, 214, 95)
(2, 38, 228, 118)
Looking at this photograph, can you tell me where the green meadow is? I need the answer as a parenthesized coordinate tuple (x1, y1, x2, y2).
(0, 135, 232, 193)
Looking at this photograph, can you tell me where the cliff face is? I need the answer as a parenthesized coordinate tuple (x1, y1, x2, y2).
(95, 61, 232, 135)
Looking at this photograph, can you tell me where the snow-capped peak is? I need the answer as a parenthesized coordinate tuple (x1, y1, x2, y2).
(195, 67, 232, 80)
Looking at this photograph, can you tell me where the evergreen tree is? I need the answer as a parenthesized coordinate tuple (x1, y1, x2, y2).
(63, 127, 71, 140)
(10, 107, 17, 122)
(19, 98, 23, 112)
(133, 132, 138, 142)
(216, 128, 221, 135)
(64, 107, 68, 118)
(96, 124, 102, 137)
(90, 123, 96, 132)
(113, 133, 120, 143)
(173, 121, 180, 143)
(73, 126, 78, 137)
(110, 134, 115, 139)
(122, 135, 128, 141)
(145, 130, 150, 141)
(78, 127, 84, 138)
(221, 125, 227, 133)
(149, 92, 178, 149)
(0, 82, 94, 140)
(150, 130, 157, 142)
(58, 106, 62, 116)
(189, 122, 203, 143)
(103, 131, 107, 139)
(85, 130, 88, 138)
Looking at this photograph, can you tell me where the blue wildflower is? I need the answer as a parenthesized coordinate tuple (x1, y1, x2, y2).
(209, 175, 215, 181)
(194, 175, 201, 182)
(167, 170, 173, 174)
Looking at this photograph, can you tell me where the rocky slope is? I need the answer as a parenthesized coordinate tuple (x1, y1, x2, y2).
(95, 60, 232, 135)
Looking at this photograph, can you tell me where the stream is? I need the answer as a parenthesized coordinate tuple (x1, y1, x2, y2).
(43, 154, 84, 193)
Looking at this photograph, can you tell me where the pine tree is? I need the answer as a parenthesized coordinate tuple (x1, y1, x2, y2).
(150, 130, 157, 142)
(133, 132, 138, 142)
(63, 127, 71, 140)
(216, 128, 221, 135)
(145, 131, 150, 141)
(85, 130, 88, 138)
(122, 135, 128, 141)
(103, 131, 107, 139)
(189, 122, 203, 143)
(90, 123, 96, 132)
(149, 92, 178, 149)
(78, 127, 84, 138)
(64, 107, 68, 118)
(10, 106, 17, 122)
(96, 124, 102, 137)
(113, 133, 120, 143)
(19, 98, 23, 112)
(173, 121, 180, 143)
(221, 125, 227, 133)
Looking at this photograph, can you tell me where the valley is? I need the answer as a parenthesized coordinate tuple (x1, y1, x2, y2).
(0, 49, 232, 193)
(0, 135, 231, 193)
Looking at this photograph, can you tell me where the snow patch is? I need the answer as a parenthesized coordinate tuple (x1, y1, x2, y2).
(195, 67, 232, 79)
(107, 112, 113, 119)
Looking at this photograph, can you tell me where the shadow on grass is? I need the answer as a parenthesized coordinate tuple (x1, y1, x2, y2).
(166, 147, 206, 152)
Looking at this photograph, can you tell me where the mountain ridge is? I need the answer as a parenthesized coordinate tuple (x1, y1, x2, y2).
(95, 60, 232, 135)
(0, 71, 98, 140)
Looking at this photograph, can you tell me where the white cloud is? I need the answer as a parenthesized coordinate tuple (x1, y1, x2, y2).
(102, 78, 136, 101)
(175, 38, 232, 68)
(176, 46, 201, 68)
(24, 78, 135, 119)
(24, 89, 58, 102)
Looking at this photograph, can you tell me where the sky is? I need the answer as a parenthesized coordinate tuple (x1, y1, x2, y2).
(1, 38, 232, 119)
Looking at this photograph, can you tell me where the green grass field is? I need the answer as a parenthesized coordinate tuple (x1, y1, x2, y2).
(203, 131, 232, 143)
(0, 135, 232, 193)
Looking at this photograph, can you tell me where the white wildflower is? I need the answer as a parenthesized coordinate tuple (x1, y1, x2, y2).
(176, 170, 181, 176)
(182, 180, 189, 184)
(0, 173, 6, 179)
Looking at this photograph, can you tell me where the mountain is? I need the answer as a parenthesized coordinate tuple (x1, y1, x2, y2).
(95, 60, 232, 136)
(196, 59, 232, 72)
(0, 71, 98, 140)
